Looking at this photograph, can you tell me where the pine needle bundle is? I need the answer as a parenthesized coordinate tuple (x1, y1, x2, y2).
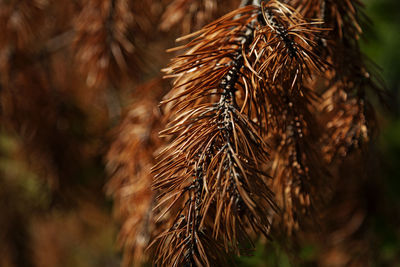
(291, 0, 383, 163)
(150, 1, 337, 265)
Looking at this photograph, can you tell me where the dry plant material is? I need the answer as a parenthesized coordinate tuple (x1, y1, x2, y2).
(310, 1, 383, 263)
(255, 1, 328, 234)
(273, 0, 385, 259)
(160, 0, 241, 33)
(152, 1, 332, 265)
(0, 0, 47, 50)
(0, 0, 158, 265)
(74, 0, 144, 88)
(291, 0, 382, 163)
(106, 79, 167, 266)
(0, 0, 48, 85)
(0, 0, 385, 265)
(319, 86, 371, 162)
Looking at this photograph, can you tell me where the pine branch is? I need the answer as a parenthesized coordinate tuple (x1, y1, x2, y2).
(152, 1, 330, 264)
(246, 0, 329, 233)
(106, 79, 167, 266)
(154, 5, 272, 266)
(311, 0, 384, 162)
(73, 0, 143, 88)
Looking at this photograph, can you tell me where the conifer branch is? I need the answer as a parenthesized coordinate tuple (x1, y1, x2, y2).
(247, 0, 328, 233)
(314, 0, 383, 162)
(74, 0, 140, 88)
(153, 1, 330, 264)
(0, 0, 387, 265)
(154, 5, 271, 266)
(106, 79, 166, 266)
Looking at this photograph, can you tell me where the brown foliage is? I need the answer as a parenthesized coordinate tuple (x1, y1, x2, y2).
(151, 1, 333, 265)
(148, 0, 384, 265)
(0, 1, 154, 265)
(106, 79, 167, 266)
(160, 0, 242, 33)
(73, 0, 147, 88)
(0, 0, 387, 266)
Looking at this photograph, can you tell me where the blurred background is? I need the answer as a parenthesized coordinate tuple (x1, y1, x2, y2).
(0, 0, 399, 266)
